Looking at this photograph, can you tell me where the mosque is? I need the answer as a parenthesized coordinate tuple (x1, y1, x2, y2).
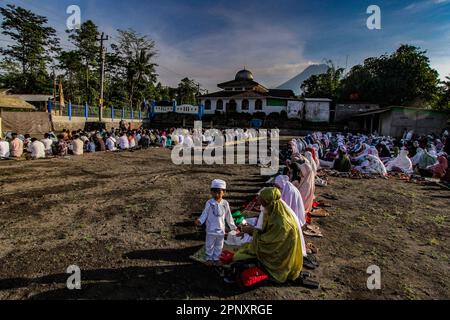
(198, 69, 299, 115)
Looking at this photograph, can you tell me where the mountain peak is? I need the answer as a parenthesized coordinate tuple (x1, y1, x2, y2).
(277, 64, 328, 95)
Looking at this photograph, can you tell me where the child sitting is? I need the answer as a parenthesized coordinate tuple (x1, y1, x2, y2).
(195, 179, 237, 267)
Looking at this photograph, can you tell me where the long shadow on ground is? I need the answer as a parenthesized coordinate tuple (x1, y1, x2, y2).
(0, 247, 242, 300)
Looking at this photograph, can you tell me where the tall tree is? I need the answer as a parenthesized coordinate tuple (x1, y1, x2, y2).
(64, 20, 100, 104)
(340, 45, 440, 107)
(112, 29, 158, 109)
(0, 4, 60, 93)
(177, 78, 198, 104)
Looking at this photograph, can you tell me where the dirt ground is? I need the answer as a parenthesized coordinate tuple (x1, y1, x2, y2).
(0, 145, 449, 300)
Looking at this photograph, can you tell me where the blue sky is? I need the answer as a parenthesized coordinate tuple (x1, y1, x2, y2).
(1, 0, 449, 91)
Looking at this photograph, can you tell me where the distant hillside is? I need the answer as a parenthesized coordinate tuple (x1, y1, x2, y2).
(277, 64, 328, 95)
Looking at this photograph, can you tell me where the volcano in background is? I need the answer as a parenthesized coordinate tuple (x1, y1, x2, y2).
(277, 64, 328, 95)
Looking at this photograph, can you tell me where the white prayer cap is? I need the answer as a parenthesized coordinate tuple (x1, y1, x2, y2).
(211, 179, 227, 190)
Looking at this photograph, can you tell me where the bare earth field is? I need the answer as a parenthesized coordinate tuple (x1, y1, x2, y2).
(0, 147, 449, 300)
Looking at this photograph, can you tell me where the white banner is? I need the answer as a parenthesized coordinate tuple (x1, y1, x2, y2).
(287, 101, 303, 119)
(154, 106, 173, 113)
(176, 104, 199, 114)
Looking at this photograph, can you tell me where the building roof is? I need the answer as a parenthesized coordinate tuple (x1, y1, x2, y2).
(352, 106, 450, 118)
(217, 79, 263, 89)
(235, 69, 254, 81)
(304, 98, 333, 102)
(0, 93, 37, 110)
(8, 94, 53, 102)
(198, 89, 296, 99)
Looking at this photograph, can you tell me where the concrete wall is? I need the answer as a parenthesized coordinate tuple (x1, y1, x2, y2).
(51, 115, 143, 132)
(304, 101, 330, 122)
(386, 108, 450, 137)
(335, 104, 380, 122)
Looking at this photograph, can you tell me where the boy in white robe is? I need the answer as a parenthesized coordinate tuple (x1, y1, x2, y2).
(195, 179, 237, 266)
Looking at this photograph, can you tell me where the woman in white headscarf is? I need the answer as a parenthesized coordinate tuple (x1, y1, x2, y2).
(274, 175, 306, 226)
(274, 175, 307, 258)
(386, 148, 413, 174)
(359, 155, 388, 176)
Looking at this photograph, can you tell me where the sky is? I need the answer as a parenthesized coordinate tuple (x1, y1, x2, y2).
(1, 0, 449, 92)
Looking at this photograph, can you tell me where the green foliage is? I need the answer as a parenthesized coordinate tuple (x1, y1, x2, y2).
(177, 77, 198, 105)
(301, 60, 344, 100)
(0, 4, 60, 93)
(340, 45, 441, 107)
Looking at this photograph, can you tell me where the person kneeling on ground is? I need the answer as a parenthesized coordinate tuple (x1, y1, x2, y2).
(233, 187, 303, 284)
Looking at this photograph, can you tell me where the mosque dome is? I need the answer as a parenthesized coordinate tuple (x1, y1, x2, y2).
(235, 69, 254, 81)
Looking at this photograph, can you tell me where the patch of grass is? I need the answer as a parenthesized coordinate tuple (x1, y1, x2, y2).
(383, 212, 397, 220)
(159, 227, 171, 239)
(429, 238, 439, 246)
(83, 236, 94, 243)
(432, 215, 446, 226)
(105, 244, 114, 253)
(402, 284, 417, 300)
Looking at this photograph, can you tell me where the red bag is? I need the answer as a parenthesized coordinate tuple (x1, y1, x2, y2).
(239, 267, 269, 287)
(220, 250, 235, 264)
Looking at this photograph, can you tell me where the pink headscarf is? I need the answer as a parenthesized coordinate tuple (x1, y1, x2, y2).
(293, 163, 315, 213)
(275, 175, 306, 226)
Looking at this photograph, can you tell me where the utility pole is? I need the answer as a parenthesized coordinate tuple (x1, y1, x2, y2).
(98, 32, 109, 122)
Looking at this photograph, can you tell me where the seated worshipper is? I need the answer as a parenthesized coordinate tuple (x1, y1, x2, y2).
(356, 155, 388, 176)
(10, 133, 23, 158)
(128, 132, 137, 149)
(195, 179, 237, 267)
(41, 133, 54, 156)
(290, 162, 315, 218)
(119, 132, 130, 150)
(305, 151, 318, 176)
(29, 138, 46, 159)
(274, 175, 306, 226)
(105, 134, 117, 151)
(376, 143, 391, 159)
(71, 135, 84, 156)
(418, 149, 438, 171)
(94, 134, 106, 151)
(84, 138, 96, 153)
(332, 147, 352, 172)
(55, 134, 68, 156)
(385, 148, 413, 174)
(233, 187, 303, 284)
(0, 136, 10, 158)
(425, 154, 448, 179)
(24, 134, 32, 153)
(139, 131, 151, 149)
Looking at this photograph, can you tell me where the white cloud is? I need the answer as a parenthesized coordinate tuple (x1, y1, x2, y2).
(153, 8, 310, 91)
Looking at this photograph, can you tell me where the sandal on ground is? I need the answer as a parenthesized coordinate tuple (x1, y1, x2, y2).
(303, 229, 324, 238)
(306, 243, 319, 254)
(306, 225, 321, 232)
(298, 277, 320, 289)
(311, 208, 330, 217)
(303, 259, 317, 270)
(321, 193, 338, 200)
(306, 254, 320, 267)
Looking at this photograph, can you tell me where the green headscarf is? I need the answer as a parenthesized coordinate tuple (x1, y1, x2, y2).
(234, 187, 303, 283)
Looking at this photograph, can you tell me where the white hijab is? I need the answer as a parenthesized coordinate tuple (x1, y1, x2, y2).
(275, 175, 306, 227)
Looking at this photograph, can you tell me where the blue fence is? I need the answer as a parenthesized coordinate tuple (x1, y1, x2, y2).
(49, 101, 149, 121)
